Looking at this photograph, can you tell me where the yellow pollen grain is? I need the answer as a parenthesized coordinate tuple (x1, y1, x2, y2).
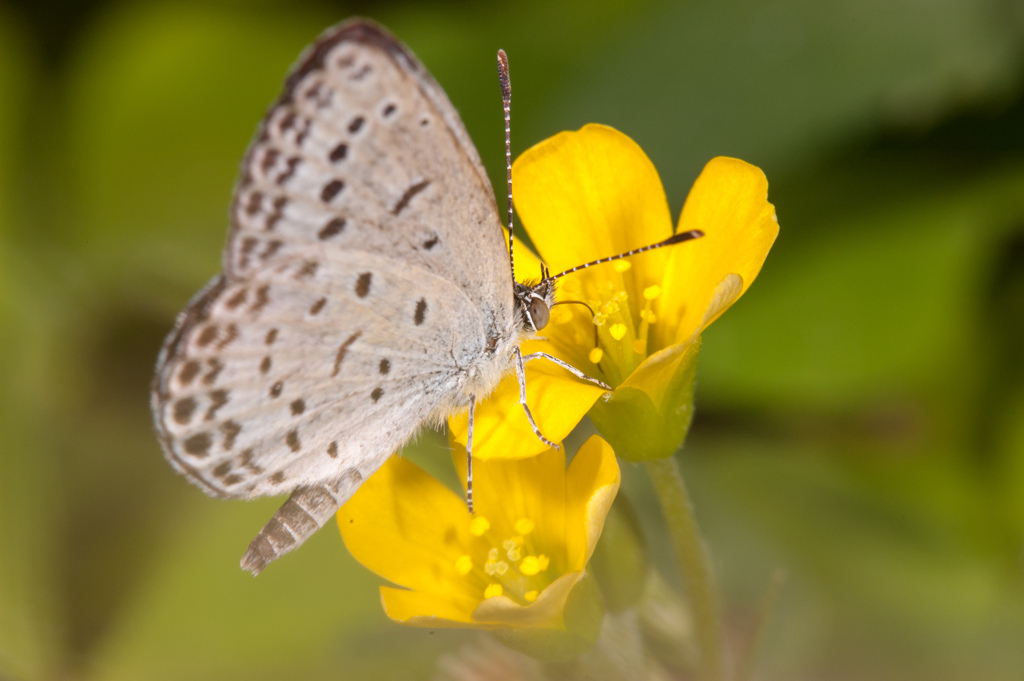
(524, 590, 538, 602)
(487, 547, 499, 561)
(589, 347, 604, 364)
(613, 260, 631, 272)
(604, 301, 620, 315)
(614, 291, 629, 302)
(495, 561, 509, 576)
(593, 312, 607, 326)
(484, 584, 503, 599)
(643, 285, 662, 300)
(515, 518, 535, 535)
(519, 556, 541, 576)
(538, 554, 550, 570)
(507, 546, 521, 562)
(469, 516, 490, 536)
(454, 555, 473, 576)
(633, 339, 646, 354)
(609, 323, 627, 341)
(484, 561, 497, 576)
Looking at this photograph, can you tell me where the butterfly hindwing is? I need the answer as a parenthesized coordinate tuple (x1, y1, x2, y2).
(152, 20, 514, 571)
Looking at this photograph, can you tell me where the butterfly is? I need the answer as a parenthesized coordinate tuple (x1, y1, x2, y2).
(151, 19, 699, 575)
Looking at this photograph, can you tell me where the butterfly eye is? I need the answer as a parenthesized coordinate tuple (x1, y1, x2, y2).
(528, 298, 550, 330)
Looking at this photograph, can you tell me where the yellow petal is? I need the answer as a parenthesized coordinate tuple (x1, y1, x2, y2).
(451, 442, 569, 564)
(563, 436, 620, 569)
(513, 124, 673, 307)
(506, 227, 547, 285)
(337, 456, 475, 599)
(471, 572, 584, 630)
(656, 156, 778, 348)
(380, 586, 485, 628)
(449, 353, 606, 461)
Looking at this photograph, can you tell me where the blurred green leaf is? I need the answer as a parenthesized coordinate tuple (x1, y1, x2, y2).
(551, 0, 1024, 206)
(62, 2, 332, 297)
(699, 163, 1024, 411)
(0, 10, 63, 681)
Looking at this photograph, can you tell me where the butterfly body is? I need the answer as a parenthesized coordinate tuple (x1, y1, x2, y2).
(152, 20, 549, 574)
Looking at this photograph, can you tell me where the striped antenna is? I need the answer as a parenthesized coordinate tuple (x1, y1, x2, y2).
(497, 49, 515, 283)
(549, 230, 705, 280)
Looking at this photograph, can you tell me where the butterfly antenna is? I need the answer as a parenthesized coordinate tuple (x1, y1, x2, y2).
(549, 230, 705, 280)
(497, 49, 515, 283)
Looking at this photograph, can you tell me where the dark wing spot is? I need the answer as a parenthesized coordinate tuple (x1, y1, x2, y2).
(290, 399, 305, 416)
(260, 356, 272, 374)
(205, 389, 230, 421)
(265, 328, 278, 345)
(260, 148, 279, 175)
(239, 448, 261, 474)
(202, 358, 224, 386)
(183, 432, 212, 457)
(215, 323, 239, 350)
(225, 288, 247, 309)
(220, 420, 242, 450)
(382, 102, 397, 118)
(250, 285, 270, 313)
(349, 65, 372, 81)
(196, 325, 218, 347)
(286, 430, 301, 452)
(329, 143, 348, 163)
(270, 471, 287, 484)
(173, 398, 197, 424)
(327, 441, 338, 458)
(332, 331, 362, 377)
(269, 381, 283, 398)
(260, 240, 283, 261)
(245, 191, 263, 216)
(422, 234, 439, 250)
(222, 474, 243, 486)
(392, 179, 430, 215)
(318, 217, 346, 240)
(414, 298, 427, 326)
(239, 237, 258, 269)
(348, 115, 365, 133)
(309, 297, 326, 315)
(265, 197, 287, 230)
(355, 272, 372, 298)
(213, 461, 232, 478)
(379, 359, 390, 375)
(321, 179, 345, 202)
(278, 111, 296, 132)
(420, 116, 430, 127)
(276, 157, 301, 185)
(179, 361, 201, 385)
(296, 260, 319, 279)
(371, 387, 383, 402)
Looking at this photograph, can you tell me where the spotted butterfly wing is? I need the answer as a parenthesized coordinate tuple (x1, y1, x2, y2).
(152, 20, 513, 574)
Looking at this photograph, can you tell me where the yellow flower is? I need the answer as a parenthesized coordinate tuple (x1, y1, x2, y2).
(337, 435, 619, 632)
(451, 124, 778, 461)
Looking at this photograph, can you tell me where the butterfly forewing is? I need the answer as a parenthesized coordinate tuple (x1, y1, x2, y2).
(152, 21, 512, 562)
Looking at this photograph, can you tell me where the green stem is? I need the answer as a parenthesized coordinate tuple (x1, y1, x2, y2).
(645, 457, 723, 681)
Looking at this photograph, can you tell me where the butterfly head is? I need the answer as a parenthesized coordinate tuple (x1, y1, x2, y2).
(513, 275, 556, 334)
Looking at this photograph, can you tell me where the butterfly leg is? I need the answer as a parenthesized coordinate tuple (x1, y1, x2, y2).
(513, 346, 560, 450)
(520, 352, 612, 391)
(466, 394, 475, 514)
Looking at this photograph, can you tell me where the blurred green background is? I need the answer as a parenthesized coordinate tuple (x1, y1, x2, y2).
(1, 0, 1023, 679)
